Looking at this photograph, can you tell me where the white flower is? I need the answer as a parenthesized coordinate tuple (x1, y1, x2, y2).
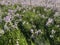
(23, 21, 26, 25)
(51, 29, 56, 34)
(23, 10, 26, 13)
(46, 18, 53, 26)
(19, 19, 22, 21)
(12, 24, 17, 29)
(33, 9, 35, 13)
(16, 40, 19, 44)
(30, 29, 34, 33)
(26, 22, 29, 24)
(50, 35, 54, 38)
(37, 11, 39, 13)
(16, 13, 19, 16)
(56, 25, 60, 27)
(41, 15, 47, 18)
(4, 24, 9, 30)
(48, 18, 53, 23)
(32, 25, 36, 28)
(38, 30, 42, 34)
(16, 6, 21, 11)
(31, 34, 34, 38)
(28, 7, 32, 10)
(35, 31, 39, 35)
(16, 40, 19, 45)
(38, 14, 41, 16)
(44, 8, 47, 11)
(35, 30, 42, 35)
(0, 29, 4, 34)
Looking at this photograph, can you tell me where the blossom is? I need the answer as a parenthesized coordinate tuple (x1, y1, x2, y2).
(4, 15, 11, 22)
(16, 39, 19, 45)
(37, 11, 39, 13)
(50, 35, 54, 38)
(33, 9, 35, 13)
(16, 6, 21, 11)
(8, 9, 14, 13)
(31, 34, 34, 39)
(16, 13, 20, 16)
(41, 15, 46, 18)
(44, 8, 47, 11)
(38, 14, 41, 16)
(22, 10, 26, 13)
(35, 31, 39, 35)
(51, 29, 56, 34)
(4, 24, 9, 30)
(23, 21, 26, 25)
(0, 29, 4, 35)
(46, 18, 54, 26)
(35, 30, 42, 35)
(32, 25, 36, 28)
(26, 22, 29, 24)
(28, 7, 32, 10)
(56, 25, 60, 27)
(30, 29, 34, 33)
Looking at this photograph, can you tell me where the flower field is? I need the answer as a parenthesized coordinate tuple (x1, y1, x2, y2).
(0, 1, 60, 45)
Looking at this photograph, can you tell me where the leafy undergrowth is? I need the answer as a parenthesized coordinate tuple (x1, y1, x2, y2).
(0, 4, 60, 45)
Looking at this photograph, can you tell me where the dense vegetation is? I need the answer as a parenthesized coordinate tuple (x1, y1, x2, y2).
(0, 4, 60, 45)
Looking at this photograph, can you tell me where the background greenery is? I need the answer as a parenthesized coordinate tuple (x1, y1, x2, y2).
(0, 4, 60, 45)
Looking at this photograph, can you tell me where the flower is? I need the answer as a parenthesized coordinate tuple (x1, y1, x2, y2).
(23, 21, 26, 25)
(35, 31, 39, 35)
(51, 29, 56, 34)
(56, 25, 60, 27)
(31, 34, 34, 39)
(28, 7, 32, 10)
(22, 10, 26, 13)
(30, 29, 34, 33)
(44, 8, 47, 11)
(41, 15, 46, 18)
(33, 9, 35, 13)
(48, 18, 53, 23)
(8, 9, 13, 13)
(46, 18, 54, 26)
(26, 22, 29, 24)
(35, 29, 42, 35)
(4, 24, 9, 30)
(38, 30, 42, 34)
(50, 35, 54, 38)
(0, 29, 4, 35)
(32, 25, 36, 28)
(16, 6, 21, 11)
(16, 40, 19, 45)
(4, 15, 11, 22)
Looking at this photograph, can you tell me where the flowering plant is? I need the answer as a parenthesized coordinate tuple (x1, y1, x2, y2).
(0, 3, 60, 45)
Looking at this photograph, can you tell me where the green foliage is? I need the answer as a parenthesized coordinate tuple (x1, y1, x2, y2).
(0, 4, 60, 45)
(0, 29, 28, 45)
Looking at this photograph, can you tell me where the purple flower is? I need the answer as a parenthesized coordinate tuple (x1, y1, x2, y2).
(4, 15, 11, 22)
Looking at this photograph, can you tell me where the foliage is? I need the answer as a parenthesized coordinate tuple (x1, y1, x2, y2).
(0, 4, 60, 45)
